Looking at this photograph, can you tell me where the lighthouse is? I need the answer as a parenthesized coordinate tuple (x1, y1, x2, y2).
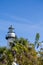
(6, 25, 15, 44)
(6, 25, 18, 65)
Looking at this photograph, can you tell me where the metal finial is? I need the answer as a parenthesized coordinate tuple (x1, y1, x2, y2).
(9, 25, 14, 29)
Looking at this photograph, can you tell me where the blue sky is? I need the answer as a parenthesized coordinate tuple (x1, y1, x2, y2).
(0, 0, 43, 46)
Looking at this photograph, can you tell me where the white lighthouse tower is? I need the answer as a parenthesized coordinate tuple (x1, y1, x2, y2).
(6, 25, 18, 65)
(6, 25, 16, 46)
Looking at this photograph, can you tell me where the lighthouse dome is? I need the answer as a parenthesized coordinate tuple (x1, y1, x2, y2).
(6, 25, 15, 40)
